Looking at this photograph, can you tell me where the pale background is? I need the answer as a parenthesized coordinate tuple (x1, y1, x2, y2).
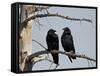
(0, 0, 100, 76)
(32, 5, 96, 70)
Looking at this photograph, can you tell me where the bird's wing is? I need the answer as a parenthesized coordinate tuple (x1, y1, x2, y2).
(62, 34, 75, 52)
(46, 35, 52, 51)
(52, 34, 59, 50)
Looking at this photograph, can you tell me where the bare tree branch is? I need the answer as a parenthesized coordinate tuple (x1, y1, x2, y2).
(22, 13, 92, 27)
(28, 50, 96, 64)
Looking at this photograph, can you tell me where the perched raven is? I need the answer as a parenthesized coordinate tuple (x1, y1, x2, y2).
(46, 29, 59, 65)
(61, 27, 76, 63)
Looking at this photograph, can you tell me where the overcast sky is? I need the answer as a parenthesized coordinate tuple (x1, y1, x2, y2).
(31, 5, 96, 71)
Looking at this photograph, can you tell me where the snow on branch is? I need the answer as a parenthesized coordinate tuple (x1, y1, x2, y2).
(21, 13, 92, 27)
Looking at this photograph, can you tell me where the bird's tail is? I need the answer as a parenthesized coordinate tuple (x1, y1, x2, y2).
(68, 56, 73, 63)
(68, 56, 76, 63)
(68, 55, 76, 63)
(52, 53, 59, 65)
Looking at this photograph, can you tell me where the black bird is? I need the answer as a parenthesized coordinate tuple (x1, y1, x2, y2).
(46, 29, 59, 65)
(61, 27, 76, 63)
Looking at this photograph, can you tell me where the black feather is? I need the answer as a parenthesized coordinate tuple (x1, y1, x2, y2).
(46, 29, 59, 65)
(61, 27, 76, 63)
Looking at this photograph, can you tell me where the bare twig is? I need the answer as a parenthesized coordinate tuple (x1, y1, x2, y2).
(32, 39, 50, 59)
(87, 59, 90, 67)
(90, 60, 93, 66)
(49, 62, 53, 70)
(32, 39, 47, 50)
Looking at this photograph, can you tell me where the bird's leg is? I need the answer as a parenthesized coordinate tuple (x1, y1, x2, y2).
(70, 50, 74, 54)
(54, 64, 59, 69)
(70, 50, 74, 57)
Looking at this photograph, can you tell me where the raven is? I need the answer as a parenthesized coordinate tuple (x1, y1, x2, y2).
(46, 29, 59, 65)
(61, 27, 76, 63)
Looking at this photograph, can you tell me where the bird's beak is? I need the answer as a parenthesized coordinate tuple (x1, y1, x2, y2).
(62, 27, 65, 30)
(54, 30, 56, 32)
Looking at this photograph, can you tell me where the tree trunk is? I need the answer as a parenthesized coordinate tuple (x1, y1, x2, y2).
(19, 5, 34, 71)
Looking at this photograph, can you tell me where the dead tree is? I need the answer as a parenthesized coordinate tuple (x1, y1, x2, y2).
(19, 5, 95, 72)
